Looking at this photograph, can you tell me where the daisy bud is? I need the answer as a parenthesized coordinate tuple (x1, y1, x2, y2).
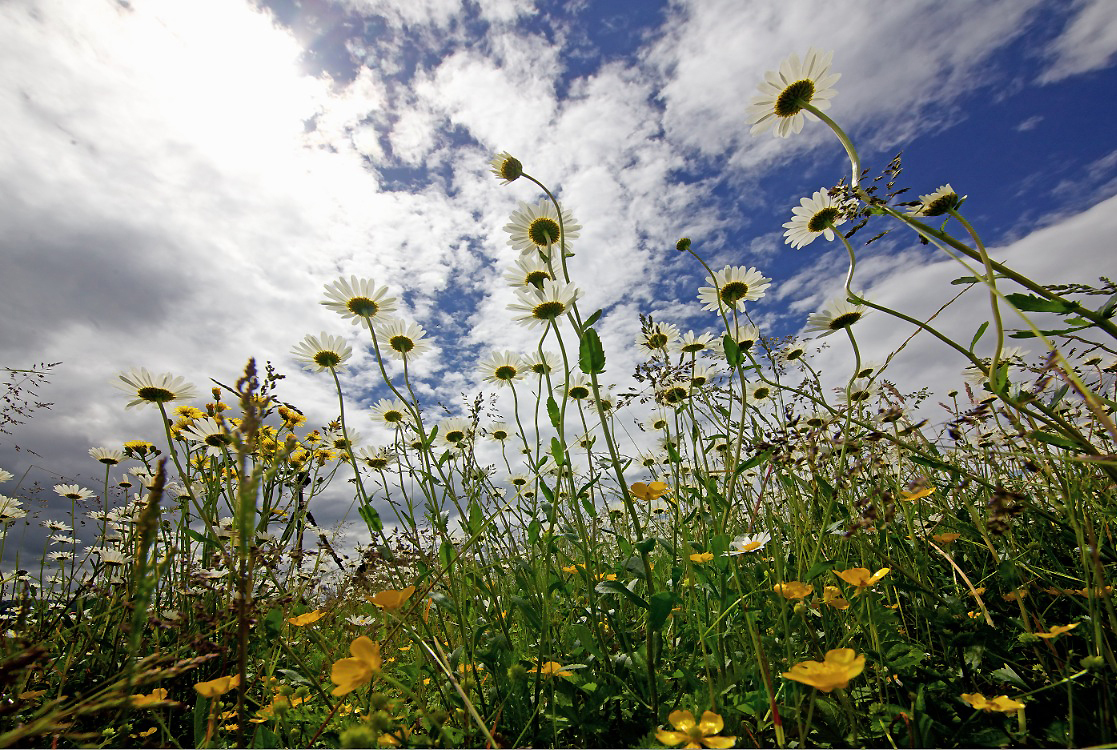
(676, 237, 691, 252)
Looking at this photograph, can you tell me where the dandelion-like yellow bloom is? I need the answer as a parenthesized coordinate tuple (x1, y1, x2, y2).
(773, 581, 813, 600)
(130, 687, 169, 708)
(630, 481, 669, 502)
(834, 567, 890, 589)
(1035, 623, 1078, 639)
(690, 552, 714, 564)
(655, 709, 736, 749)
(782, 649, 865, 692)
(821, 585, 850, 611)
(195, 674, 240, 698)
(531, 661, 573, 678)
(331, 637, 382, 696)
(287, 609, 325, 626)
(961, 693, 1025, 712)
(367, 585, 416, 611)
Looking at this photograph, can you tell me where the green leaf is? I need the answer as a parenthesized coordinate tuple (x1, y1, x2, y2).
(439, 539, 455, 570)
(666, 440, 682, 464)
(805, 560, 837, 582)
(648, 591, 676, 632)
(359, 503, 383, 532)
(264, 608, 283, 641)
(581, 308, 603, 331)
(733, 450, 771, 477)
(546, 396, 561, 431)
(579, 327, 606, 374)
(1008, 323, 1092, 339)
(1004, 292, 1076, 314)
(968, 321, 989, 353)
(510, 596, 542, 632)
(550, 437, 566, 466)
(466, 500, 483, 534)
(635, 537, 656, 553)
(910, 454, 955, 472)
(595, 579, 649, 609)
(722, 334, 742, 367)
(527, 519, 541, 545)
(1029, 430, 1086, 453)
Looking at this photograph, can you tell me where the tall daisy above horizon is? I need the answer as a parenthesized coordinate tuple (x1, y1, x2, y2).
(508, 279, 582, 328)
(375, 318, 432, 361)
(291, 332, 353, 372)
(321, 276, 398, 327)
(747, 48, 840, 138)
(806, 298, 868, 337)
(504, 200, 581, 258)
(698, 265, 772, 312)
(116, 369, 198, 409)
(784, 188, 848, 249)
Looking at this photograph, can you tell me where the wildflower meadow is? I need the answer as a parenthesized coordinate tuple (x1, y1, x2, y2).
(2, 48, 1116, 749)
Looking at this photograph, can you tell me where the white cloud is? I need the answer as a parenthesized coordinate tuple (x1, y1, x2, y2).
(1040, 0, 1117, 82)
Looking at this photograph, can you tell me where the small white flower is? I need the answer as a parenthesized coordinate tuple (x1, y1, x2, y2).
(636, 321, 680, 354)
(375, 318, 432, 361)
(805, 298, 867, 337)
(291, 332, 353, 372)
(698, 266, 772, 313)
(321, 276, 398, 326)
(907, 184, 964, 217)
(508, 279, 582, 329)
(478, 351, 526, 388)
(54, 484, 95, 502)
(728, 532, 772, 555)
(746, 48, 840, 138)
(504, 200, 581, 257)
(784, 188, 848, 249)
(676, 330, 715, 355)
(115, 368, 198, 409)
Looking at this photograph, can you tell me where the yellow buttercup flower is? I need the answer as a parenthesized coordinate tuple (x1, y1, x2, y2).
(630, 481, 669, 502)
(367, 585, 416, 611)
(782, 649, 865, 692)
(834, 567, 890, 590)
(195, 674, 240, 698)
(531, 661, 573, 678)
(961, 693, 1026, 712)
(130, 687, 169, 708)
(773, 581, 813, 600)
(287, 609, 325, 626)
(655, 709, 736, 749)
(1035, 622, 1078, 639)
(689, 552, 714, 564)
(821, 585, 850, 611)
(330, 637, 382, 696)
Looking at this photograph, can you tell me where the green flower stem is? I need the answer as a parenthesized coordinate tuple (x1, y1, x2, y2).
(949, 208, 1006, 383)
(804, 103, 864, 191)
(329, 367, 377, 528)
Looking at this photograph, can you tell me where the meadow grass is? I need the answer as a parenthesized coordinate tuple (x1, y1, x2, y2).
(2, 47, 1116, 749)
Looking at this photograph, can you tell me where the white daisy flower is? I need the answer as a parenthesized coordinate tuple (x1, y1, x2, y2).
(41, 520, 72, 532)
(438, 417, 473, 448)
(646, 409, 671, 432)
(698, 266, 772, 313)
(747, 381, 774, 403)
(907, 184, 964, 217)
(49, 534, 79, 545)
(98, 548, 131, 566)
(88, 447, 125, 466)
(504, 255, 555, 289)
(677, 330, 715, 355)
(805, 298, 867, 337)
(487, 422, 513, 443)
(48, 551, 74, 562)
(781, 339, 809, 363)
(508, 279, 582, 329)
(504, 200, 581, 257)
(636, 321, 680, 354)
(115, 368, 198, 409)
(746, 48, 840, 138)
(784, 188, 848, 249)
(355, 446, 395, 470)
(375, 318, 432, 361)
(853, 361, 884, 380)
(489, 151, 522, 184)
(180, 418, 235, 458)
(658, 378, 691, 406)
(728, 531, 772, 555)
(689, 363, 719, 388)
(53, 484, 95, 502)
(560, 374, 592, 401)
(321, 276, 398, 327)
(0, 469, 12, 483)
(526, 350, 559, 376)
(729, 323, 761, 353)
(370, 398, 411, 429)
(291, 332, 353, 372)
(325, 428, 360, 452)
(346, 614, 378, 627)
(840, 378, 880, 406)
(478, 351, 526, 388)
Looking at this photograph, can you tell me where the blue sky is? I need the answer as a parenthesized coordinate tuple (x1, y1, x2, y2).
(2, 0, 1116, 569)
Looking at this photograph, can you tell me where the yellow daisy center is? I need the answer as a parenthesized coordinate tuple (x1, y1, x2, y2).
(313, 351, 341, 368)
(390, 335, 415, 353)
(828, 311, 862, 330)
(346, 296, 379, 317)
(775, 78, 815, 117)
(532, 301, 566, 320)
(494, 365, 518, 380)
(528, 217, 561, 246)
(137, 386, 175, 403)
(720, 280, 749, 304)
(807, 206, 840, 233)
